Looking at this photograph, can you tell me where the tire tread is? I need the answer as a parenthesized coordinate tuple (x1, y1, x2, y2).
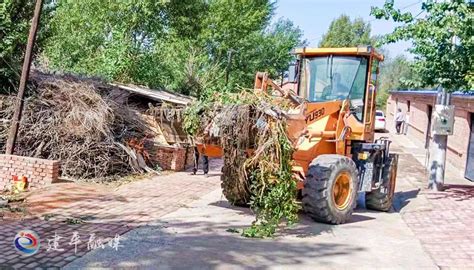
(302, 154, 359, 224)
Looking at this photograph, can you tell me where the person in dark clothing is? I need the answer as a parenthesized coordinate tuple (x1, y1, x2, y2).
(192, 146, 209, 175)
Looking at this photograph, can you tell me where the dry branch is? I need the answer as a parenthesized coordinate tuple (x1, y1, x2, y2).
(0, 73, 157, 181)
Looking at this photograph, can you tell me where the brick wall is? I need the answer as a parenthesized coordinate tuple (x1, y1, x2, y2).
(0, 155, 60, 191)
(387, 94, 435, 146)
(150, 145, 189, 171)
(387, 92, 473, 176)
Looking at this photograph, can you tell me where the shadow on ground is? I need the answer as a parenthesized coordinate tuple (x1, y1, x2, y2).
(65, 219, 366, 269)
(429, 184, 474, 201)
(393, 189, 420, 212)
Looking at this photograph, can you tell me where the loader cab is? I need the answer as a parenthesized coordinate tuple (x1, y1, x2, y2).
(292, 47, 383, 124)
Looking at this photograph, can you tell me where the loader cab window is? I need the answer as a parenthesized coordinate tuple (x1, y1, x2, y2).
(302, 55, 369, 121)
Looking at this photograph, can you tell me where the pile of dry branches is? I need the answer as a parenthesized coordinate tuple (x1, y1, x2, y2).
(0, 73, 154, 180)
(185, 92, 301, 237)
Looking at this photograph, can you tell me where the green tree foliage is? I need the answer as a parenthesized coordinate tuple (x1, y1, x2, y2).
(0, 0, 53, 92)
(319, 15, 375, 48)
(259, 19, 306, 81)
(42, 0, 304, 97)
(372, 0, 473, 92)
(44, 1, 173, 84)
(377, 54, 424, 108)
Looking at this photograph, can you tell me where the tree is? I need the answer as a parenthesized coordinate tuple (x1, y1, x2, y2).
(371, 0, 473, 92)
(43, 0, 172, 83)
(377, 54, 424, 109)
(259, 19, 306, 81)
(215, 18, 305, 91)
(372, 0, 474, 191)
(42, 0, 304, 97)
(319, 15, 375, 48)
(0, 0, 53, 92)
(198, 0, 276, 90)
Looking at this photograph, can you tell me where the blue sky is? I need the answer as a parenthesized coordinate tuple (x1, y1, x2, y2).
(274, 0, 423, 58)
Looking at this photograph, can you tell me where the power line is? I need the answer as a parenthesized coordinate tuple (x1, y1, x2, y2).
(400, 0, 423, 11)
(369, 0, 423, 23)
(413, 10, 426, 19)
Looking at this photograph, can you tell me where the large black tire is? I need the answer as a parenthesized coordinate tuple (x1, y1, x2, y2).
(221, 165, 251, 207)
(366, 154, 399, 212)
(302, 155, 359, 224)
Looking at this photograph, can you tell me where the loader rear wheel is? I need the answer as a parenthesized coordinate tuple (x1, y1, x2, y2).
(302, 155, 359, 224)
(366, 154, 399, 212)
(221, 166, 251, 207)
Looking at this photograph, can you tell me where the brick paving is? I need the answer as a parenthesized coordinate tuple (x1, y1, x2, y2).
(2, 133, 473, 269)
(0, 219, 130, 268)
(0, 160, 221, 269)
(390, 134, 474, 269)
(403, 187, 474, 269)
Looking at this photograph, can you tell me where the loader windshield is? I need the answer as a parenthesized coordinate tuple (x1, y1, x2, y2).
(303, 56, 368, 103)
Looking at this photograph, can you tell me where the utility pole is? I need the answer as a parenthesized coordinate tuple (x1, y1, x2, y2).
(5, 0, 43, 155)
(428, 88, 451, 191)
(428, 5, 458, 190)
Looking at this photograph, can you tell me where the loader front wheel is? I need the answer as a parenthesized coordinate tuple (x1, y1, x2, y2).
(366, 154, 399, 212)
(302, 155, 359, 224)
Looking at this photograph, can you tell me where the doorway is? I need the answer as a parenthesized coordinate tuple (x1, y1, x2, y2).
(465, 113, 474, 181)
(425, 105, 433, 149)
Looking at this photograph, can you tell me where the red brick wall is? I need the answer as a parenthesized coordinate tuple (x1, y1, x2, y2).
(387, 93, 473, 175)
(150, 146, 188, 171)
(0, 155, 60, 191)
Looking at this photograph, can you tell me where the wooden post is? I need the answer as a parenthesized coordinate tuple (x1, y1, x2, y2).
(5, 0, 43, 155)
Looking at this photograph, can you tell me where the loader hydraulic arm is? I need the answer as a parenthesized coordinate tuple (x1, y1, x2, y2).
(254, 72, 303, 106)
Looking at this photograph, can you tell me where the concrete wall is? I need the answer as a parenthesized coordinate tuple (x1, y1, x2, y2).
(387, 92, 473, 177)
(0, 155, 60, 191)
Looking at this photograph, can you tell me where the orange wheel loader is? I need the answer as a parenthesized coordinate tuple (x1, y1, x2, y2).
(198, 46, 398, 224)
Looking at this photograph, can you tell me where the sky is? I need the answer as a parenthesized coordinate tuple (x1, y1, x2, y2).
(274, 0, 423, 59)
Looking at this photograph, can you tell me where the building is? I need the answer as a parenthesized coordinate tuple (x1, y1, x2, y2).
(110, 83, 195, 171)
(386, 90, 474, 181)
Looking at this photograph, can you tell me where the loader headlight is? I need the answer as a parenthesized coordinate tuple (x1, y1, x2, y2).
(358, 152, 369, 160)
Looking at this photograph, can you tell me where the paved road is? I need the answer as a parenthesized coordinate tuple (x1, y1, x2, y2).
(3, 132, 472, 269)
(67, 188, 436, 269)
(67, 132, 474, 269)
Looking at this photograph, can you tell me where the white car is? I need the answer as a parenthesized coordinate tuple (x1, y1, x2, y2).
(375, 110, 386, 131)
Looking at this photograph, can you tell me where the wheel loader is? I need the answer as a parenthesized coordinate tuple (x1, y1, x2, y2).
(197, 46, 399, 224)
